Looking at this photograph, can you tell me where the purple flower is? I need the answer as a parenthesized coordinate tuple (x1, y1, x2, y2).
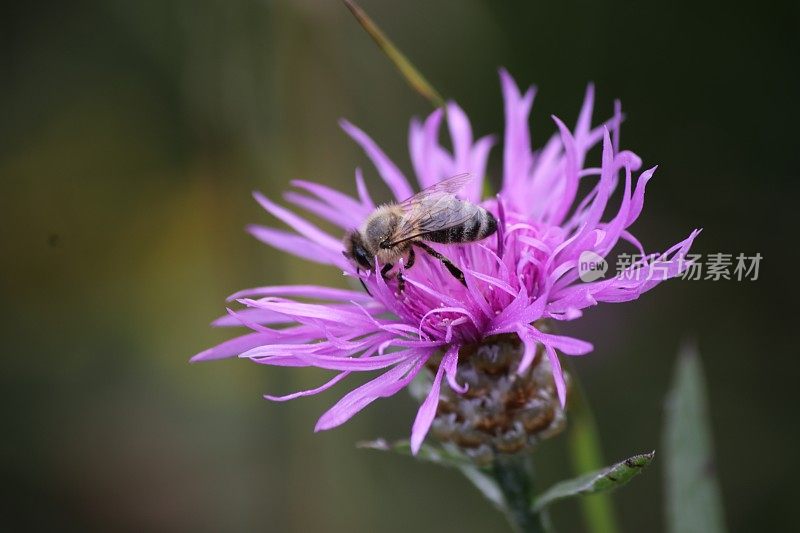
(192, 70, 699, 454)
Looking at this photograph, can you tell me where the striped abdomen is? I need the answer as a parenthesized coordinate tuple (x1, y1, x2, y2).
(424, 208, 497, 245)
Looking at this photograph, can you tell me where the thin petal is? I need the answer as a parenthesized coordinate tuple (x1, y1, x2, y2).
(315, 352, 431, 431)
(544, 343, 567, 408)
(409, 109, 445, 190)
(228, 285, 374, 303)
(284, 192, 357, 230)
(354, 168, 375, 210)
(253, 192, 341, 250)
(516, 324, 538, 374)
(446, 102, 486, 201)
(247, 225, 340, 266)
(190, 332, 281, 362)
(264, 372, 349, 402)
(499, 68, 535, 201)
(291, 179, 369, 220)
(410, 350, 449, 454)
(212, 307, 291, 327)
(246, 351, 413, 372)
(240, 298, 376, 327)
(574, 83, 595, 143)
(341, 119, 413, 201)
(468, 134, 495, 200)
(626, 166, 657, 227)
(548, 115, 580, 225)
(441, 344, 466, 393)
(528, 327, 593, 356)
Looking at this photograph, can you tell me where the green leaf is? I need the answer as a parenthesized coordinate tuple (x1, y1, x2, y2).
(358, 439, 505, 510)
(482, 178, 495, 200)
(460, 464, 507, 511)
(565, 362, 621, 533)
(358, 438, 469, 466)
(664, 343, 727, 533)
(533, 452, 655, 513)
(342, 0, 445, 108)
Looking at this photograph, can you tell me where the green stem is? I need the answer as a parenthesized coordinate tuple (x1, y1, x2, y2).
(342, 0, 445, 108)
(565, 362, 620, 533)
(492, 454, 546, 533)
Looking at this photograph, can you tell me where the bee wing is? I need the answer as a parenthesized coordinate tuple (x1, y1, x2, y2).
(398, 173, 473, 209)
(384, 174, 479, 247)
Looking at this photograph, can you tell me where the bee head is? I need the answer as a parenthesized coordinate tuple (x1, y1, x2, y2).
(343, 231, 374, 271)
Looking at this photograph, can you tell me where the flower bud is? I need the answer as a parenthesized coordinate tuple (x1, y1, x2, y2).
(428, 333, 567, 465)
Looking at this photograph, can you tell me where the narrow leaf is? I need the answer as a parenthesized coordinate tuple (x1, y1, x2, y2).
(664, 343, 727, 533)
(343, 0, 445, 108)
(358, 438, 469, 466)
(358, 438, 505, 510)
(460, 465, 507, 511)
(533, 452, 654, 512)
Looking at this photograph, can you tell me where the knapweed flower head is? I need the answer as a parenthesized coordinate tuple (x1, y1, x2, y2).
(193, 70, 699, 455)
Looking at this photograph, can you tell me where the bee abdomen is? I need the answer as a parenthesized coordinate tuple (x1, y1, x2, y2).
(474, 209, 497, 241)
(426, 208, 497, 245)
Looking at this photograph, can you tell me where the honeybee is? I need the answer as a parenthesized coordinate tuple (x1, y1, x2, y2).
(343, 173, 497, 292)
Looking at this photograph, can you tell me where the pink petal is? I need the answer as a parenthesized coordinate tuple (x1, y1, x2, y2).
(264, 372, 349, 402)
(548, 115, 580, 225)
(596, 163, 634, 254)
(500, 68, 535, 203)
(446, 102, 486, 201)
(291, 179, 369, 220)
(410, 349, 450, 454)
(340, 119, 414, 201)
(247, 351, 414, 372)
(227, 285, 374, 303)
(544, 344, 567, 408)
(284, 191, 357, 229)
(354, 168, 375, 211)
(574, 83, 595, 144)
(247, 225, 347, 268)
(516, 324, 538, 374)
(441, 344, 467, 393)
(253, 192, 341, 250)
(190, 332, 282, 362)
(240, 298, 376, 327)
(528, 327, 593, 356)
(469, 134, 495, 191)
(409, 109, 445, 190)
(315, 352, 431, 431)
(626, 166, 657, 227)
(612, 99, 622, 153)
(212, 308, 290, 327)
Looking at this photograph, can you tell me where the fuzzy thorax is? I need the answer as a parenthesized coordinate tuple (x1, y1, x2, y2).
(365, 205, 409, 265)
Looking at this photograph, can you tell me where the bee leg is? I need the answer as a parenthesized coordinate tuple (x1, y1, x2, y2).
(395, 249, 413, 294)
(405, 247, 416, 269)
(380, 262, 405, 294)
(414, 242, 467, 286)
(359, 279, 372, 295)
(356, 267, 372, 296)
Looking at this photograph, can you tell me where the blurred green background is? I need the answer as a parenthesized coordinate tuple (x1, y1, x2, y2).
(2, 0, 797, 531)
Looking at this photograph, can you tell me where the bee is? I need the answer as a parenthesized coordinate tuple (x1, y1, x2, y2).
(343, 173, 497, 293)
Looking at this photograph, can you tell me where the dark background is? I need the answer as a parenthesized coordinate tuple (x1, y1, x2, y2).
(2, 0, 797, 531)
